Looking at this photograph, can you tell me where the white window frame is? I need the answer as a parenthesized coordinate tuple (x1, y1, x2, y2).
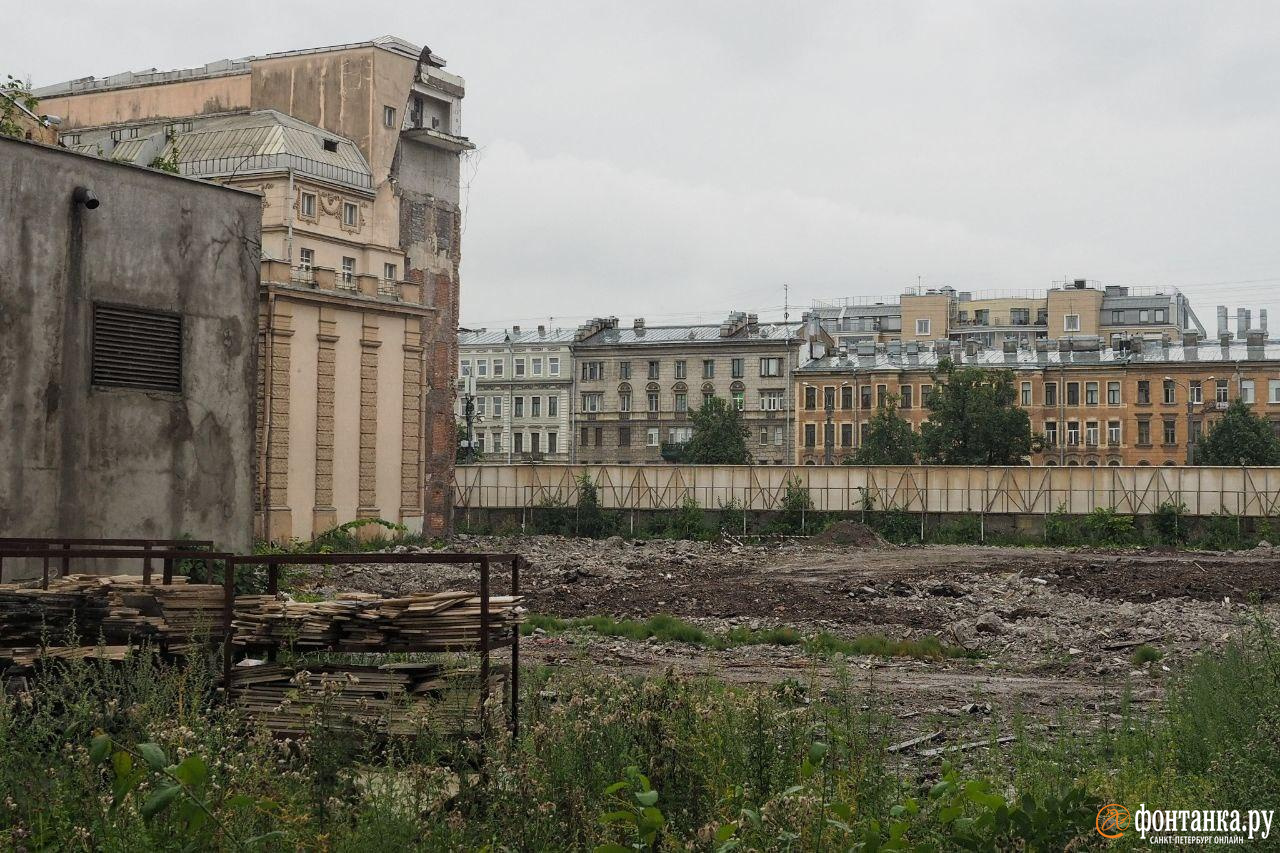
(384, 262, 397, 281)
(532, 357, 543, 376)
(1107, 421, 1121, 445)
(646, 427, 659, 447)
(343, 202, 358, 227)
(549, 357, 560, 376)
(383, 105, 397, 128)
(341, 256, 355, 282)
(492, 396, 503, 417)
(581, 393, 602, 413)
(475, 359, 487, 377)
(548, 395, 558, 417)
(1107, 381, 1121, 405)
(915, 318, 931, 336)
(514, 396, 524, 418)
(300, 192, 316, 217)
(514, 358, 526, 377)
(1241, 379, 1255, 404)
(492, 360, 504, 377)
(1270, 380, 1280, 404)
(460, 360, 472, 377)
(1020, 382, 1032, 406)
(760, 390, 784, 411)
(1064, 314, 1081, 333)
(759, 357, 782, 377)
(298, 247, 314, 269)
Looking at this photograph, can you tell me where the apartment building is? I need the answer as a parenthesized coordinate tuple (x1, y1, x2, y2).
(570, 314, 803, 464)
(809, 280, 1205, 351)
(37, 36, 472, 539)
(458, 326, 574, 462)
(794, 330, 1280, 467)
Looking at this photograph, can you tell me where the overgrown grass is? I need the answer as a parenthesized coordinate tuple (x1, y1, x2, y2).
(1131, 643, 1163, 665)
(2, 619, 1280, 848)
(521, 613, 973, 660)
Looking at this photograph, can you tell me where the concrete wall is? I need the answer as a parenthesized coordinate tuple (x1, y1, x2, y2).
(0, 137, 261, 552)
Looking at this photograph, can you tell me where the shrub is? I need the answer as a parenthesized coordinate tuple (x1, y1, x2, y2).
(574, 474, 609, 538)
(1082, 507, 1137, 547)
(1132, 644, 1163, 665)
(1044, 503, 1078, 546)
(1152, 500, 1188, 545)
(1198, 511, 1249, 551)
(717, 497, 747, 537)
(774, 475, 817, 534)
(530, 495, 571, 536)
(866, 508, 920, 544)
(933, 514, 982, 545)
(666, 497, 708, 541)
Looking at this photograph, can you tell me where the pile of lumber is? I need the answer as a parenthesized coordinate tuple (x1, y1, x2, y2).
(227, 660, 504, 736)
(0, 575, 227, 664)
(231, 591, 522, 653)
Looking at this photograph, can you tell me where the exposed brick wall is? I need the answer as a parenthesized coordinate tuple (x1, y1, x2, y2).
(313, 307, 338, 531)
(357, 315, 381, 518)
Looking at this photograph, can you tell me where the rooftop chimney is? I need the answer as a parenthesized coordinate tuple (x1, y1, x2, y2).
(511, 324, 520, 335)
(1247, 329, 1265, 347)
(1237, 308, 1248, 339)
(1183, 331, 1200, 348)
(1262, 309, 1270, 333)
(1002, 339, 1018, 354)
(1217, 306, 1229, 338)
(633, 317, 645, 333)
(537, 324, 546, 336)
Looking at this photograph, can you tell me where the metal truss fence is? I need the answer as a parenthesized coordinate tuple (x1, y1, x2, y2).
(454, 464, 1280, 517)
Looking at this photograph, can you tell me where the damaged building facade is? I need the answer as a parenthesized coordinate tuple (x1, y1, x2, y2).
(38, 36, 472, 539)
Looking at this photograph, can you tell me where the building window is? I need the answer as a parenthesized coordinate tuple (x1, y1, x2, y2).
(532, 357, 543, 375)
(531, 396, 541, 417)
(1067, 421, 1080, 446)
(1044, 421, 1057, 446)
(595, 427, 603, 447)
(759, 427, 770, 446)
(1064, 314, 1081, 332)
(514, 432, 524, 453)
(876, 384, 888, 407)
(474, 396, 487, 416)
(840, 423, 853, 447)
(773, 426, 784, 446)
(674, 392, 688, 412)
(703, 390, 715, 406)
(516, 358, 527, 377)
(1137, 420, 1151, 445)
(514, 396, 525, 417)
(732, 390, 745, 410)
(549, 357, 560, 376)
(548, 432, 558, 454)
(760, 357, 782, 377)
(1107, 381, 1120, 405)
(1085, 421, 1099, 446)
(731, 358, 744, 379)
(1137, 381, 1150, 404)
(1085, 382, 1099, 405)
(1067, 382, 1080, 406)
(823, 422, 835, 447)
(460, 360, 471, 377)
(343, 202, 359, 227)
(383, 262, 397, 281)
(675, 360, 687, 379)
(1216, 380, 1229, 403)
(1242, 379, 1256, 403)
(646, 427, 659, 447)
(648, 360, 660, 380)
(476, 359, 488, 377)
(1163, 419, 1177, 445)
(619, 392, 632, 412)
(1270, 380, 1280, 403)
(493, 360, 504, 377)
(915, 318, 931, 335)
(548, 395, 558, 417)
(760, 391, 784, 411)
(1112, 309, 1124, 323)
(822, 387, 835, 410)
(530, 432, 541, 454)
(619, 426, 631, 447)
(1107, 420, 1121, 445)
(840, 386, 853, 409)
(619, 361, 631, 380)
(383, 105, 397, 128)
(1191, 380, 1202, 404)
(298, 247, 314, 269)
(300, 192, 316, 217)
(900, 385, 913, 409)
(1139, 309, 1150, 323)
(492, 397, 503, 417)
(581, 426, 589, 447)
(804, 386, 817, 410)
(1155, 308, 1166, 323)
(1021, 382, 1032, 406)
(804, 424, 816, 448)
(860, 385, 872, 409)
(491, 432, 501, 452)
(580, 361, 601, 380)
(1163, 379, 1176, 404)
(341, 257, 355, 283)
(669, 426, 692, 444)
(1045, 382, 1057, 406)
(647, 391, 659, 412)
(703, 359, 715, 379)
(581, 393, 602, 413)
(474, 434, 485, 454)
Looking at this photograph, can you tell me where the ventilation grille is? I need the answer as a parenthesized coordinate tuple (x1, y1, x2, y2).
(91, 304, 183, 392)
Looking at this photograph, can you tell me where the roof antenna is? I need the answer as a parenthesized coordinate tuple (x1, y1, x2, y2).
(783, 283, 789, 324)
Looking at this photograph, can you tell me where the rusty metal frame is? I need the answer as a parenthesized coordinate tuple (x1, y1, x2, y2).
(0, 538, 213, 585)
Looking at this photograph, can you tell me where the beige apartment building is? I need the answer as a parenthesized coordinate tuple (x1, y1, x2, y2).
(570, 314, 803, 465)
(810, 279, 1206, 351)
(37, 36, 472, 540)
(458, 327, 575, 462)
(794, 331, 1280, 467)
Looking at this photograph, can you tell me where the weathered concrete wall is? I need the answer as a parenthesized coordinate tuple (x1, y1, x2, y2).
(0, 138, 261, 553)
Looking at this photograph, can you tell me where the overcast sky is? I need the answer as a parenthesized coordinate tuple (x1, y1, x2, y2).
(12, 1, 1280, 332)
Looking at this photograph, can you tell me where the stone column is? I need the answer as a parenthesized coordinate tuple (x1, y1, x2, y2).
(357, 314, 381, 535)
(400, 318, 424, 530)
(312, 306, 338, 534)
(257, 299, 293, 542)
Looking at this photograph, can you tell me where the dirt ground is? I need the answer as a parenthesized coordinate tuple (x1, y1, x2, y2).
(292, 531, 1280, 759)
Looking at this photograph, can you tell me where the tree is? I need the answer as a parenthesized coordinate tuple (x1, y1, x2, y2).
(682, 397, 751, 464)
(1, 75, 39, 140)
(1197, 399, 1280, 466)
(918, 360, 1032, 465)
(847, 397, 917, 464)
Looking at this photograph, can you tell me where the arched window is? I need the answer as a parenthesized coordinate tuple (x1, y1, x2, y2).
(1045, 460, 1058, 466)
(1108, 459, 1121, 466)
(1137, 460, 1151, 467)
(1086, 460, 1098, 467)
(1067, 460, 1079, 466)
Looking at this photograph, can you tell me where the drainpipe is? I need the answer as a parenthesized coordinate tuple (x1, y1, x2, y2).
(285, 167, 295, 263)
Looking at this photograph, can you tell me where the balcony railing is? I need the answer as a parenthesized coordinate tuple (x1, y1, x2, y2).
(290, 266, 314, 285)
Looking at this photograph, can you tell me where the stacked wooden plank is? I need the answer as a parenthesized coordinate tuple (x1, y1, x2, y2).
(230, 591, 522, 653)
(227, 661, 505, 736)
(0, 575, 228, 665)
